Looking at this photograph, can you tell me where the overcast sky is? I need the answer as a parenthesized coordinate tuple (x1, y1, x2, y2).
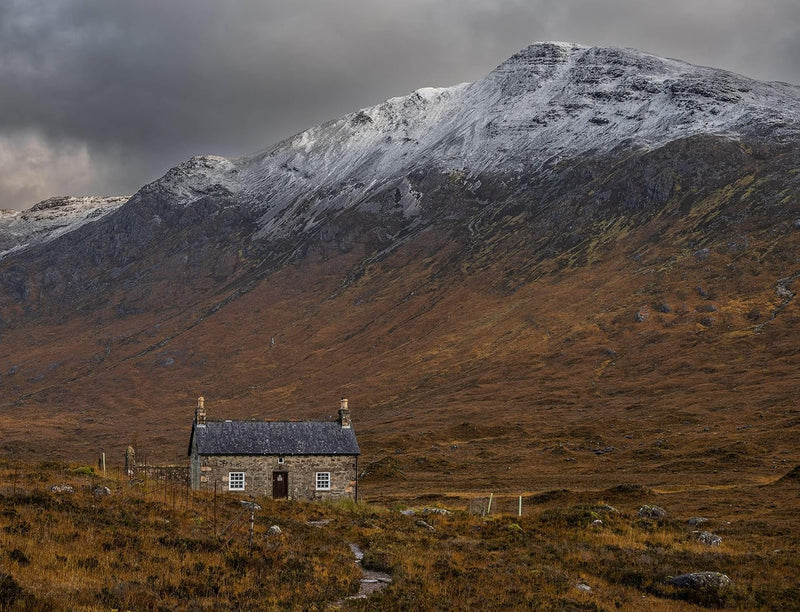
(1, 0, 798, 210)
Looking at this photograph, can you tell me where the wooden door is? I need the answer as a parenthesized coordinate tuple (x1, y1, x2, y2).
(272, 471, 288, 499)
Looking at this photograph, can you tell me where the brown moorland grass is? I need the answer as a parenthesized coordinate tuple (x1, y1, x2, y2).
(0, 459, 797, 610)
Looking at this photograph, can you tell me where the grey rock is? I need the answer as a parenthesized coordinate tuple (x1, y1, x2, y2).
(49, 484, 74, 494)
(638, 505, 667, 519)
(657, 303, 671, 313)
(399, 509, 415, 516)
(635, 310, 647, 322)
(687, 517, 708, 526)
(348, 542, 364, 561)
(695, 531, 722, 546)
(421, 507, 451, 516)
(416, 519, 436, 531)
(591, 519, 604, 528)
(92, 486, 111, 497)
(669, 572, 731, 592)
(694, 248, 710, 261)
(576, 583, 592, 593)
(266, 525, 282, 536)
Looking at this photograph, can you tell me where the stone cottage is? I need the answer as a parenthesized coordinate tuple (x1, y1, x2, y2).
(188, 397, 360, 500)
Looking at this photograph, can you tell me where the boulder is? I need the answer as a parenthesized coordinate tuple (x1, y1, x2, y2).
(421, 507, 451, 516)
(266, 525, 282, 536)
(695, 531, 722, 546)
(687, 517, 708, 526)
(669, 572, 731, 592)
(638, 505, 667, 519)
(49, 484, 74, 494)
(92, 486, 111, 497)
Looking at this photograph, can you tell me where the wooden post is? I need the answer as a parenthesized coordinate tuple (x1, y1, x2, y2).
(249, 497, 255, 557)
(213, 481, 217, 537)
(487, 493, 493, 515)
(518, 495, 522, 517)
(101, 452, 106, 477)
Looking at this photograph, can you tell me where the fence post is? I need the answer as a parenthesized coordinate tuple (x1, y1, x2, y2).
(249, 497, 255, 557)
(487, 493, 493, 515)
(518, 495, 522, 517)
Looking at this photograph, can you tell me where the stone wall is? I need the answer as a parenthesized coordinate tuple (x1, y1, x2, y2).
(192, 453, 358, 501)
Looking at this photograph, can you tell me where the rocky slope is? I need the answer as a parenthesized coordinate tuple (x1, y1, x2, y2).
(0, 195, 128, 258)
(0, 43, 799, 491)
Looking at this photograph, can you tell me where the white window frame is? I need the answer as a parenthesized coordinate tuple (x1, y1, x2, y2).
(228, 471, 245, 491)
(277, 456, 285, 464)
(315, 472, 331, 491)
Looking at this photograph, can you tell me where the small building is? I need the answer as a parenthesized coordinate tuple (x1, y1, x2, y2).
(188, 397, 360, 500)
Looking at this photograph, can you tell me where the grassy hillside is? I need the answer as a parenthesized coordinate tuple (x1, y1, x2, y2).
(0, 459, 797, 610)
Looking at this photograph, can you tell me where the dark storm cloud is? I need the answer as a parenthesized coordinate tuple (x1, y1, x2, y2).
(1, 0, 798, 209)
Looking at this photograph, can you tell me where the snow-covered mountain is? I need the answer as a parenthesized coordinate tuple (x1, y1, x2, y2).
(0, 195, 128, 258)
(145, 42, 800, 238)
(2, 42, 799, 312)
(4, 43, 799, 258)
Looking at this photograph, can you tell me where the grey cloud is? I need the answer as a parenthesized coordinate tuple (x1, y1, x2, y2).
(1, 0, 798, 209)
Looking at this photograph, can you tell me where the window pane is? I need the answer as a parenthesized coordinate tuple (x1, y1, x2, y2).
(315, 472, 330, 490)
(229, 472, 245, 490)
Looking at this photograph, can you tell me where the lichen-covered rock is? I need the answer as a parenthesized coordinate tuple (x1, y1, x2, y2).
(266, 525, 282, 536)
(49, 484, 74, 494)
(638, 505, 667, 519)
(421, 507, 451, 516)
(687, 517, 708, 526)
(695, 531, 722, 546)
(669, 572, 731, 592)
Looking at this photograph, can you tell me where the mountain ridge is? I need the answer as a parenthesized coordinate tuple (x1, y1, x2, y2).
(4, 42, 798, 258)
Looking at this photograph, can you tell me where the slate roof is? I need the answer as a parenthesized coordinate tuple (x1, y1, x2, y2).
(190, 420, 360, 456)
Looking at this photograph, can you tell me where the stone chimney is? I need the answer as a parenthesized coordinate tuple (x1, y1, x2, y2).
(195, 396, 206, 427)
(338, 397, 351, 428)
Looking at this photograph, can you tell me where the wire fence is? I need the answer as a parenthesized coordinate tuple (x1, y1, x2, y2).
(467, 494, 537, 517)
